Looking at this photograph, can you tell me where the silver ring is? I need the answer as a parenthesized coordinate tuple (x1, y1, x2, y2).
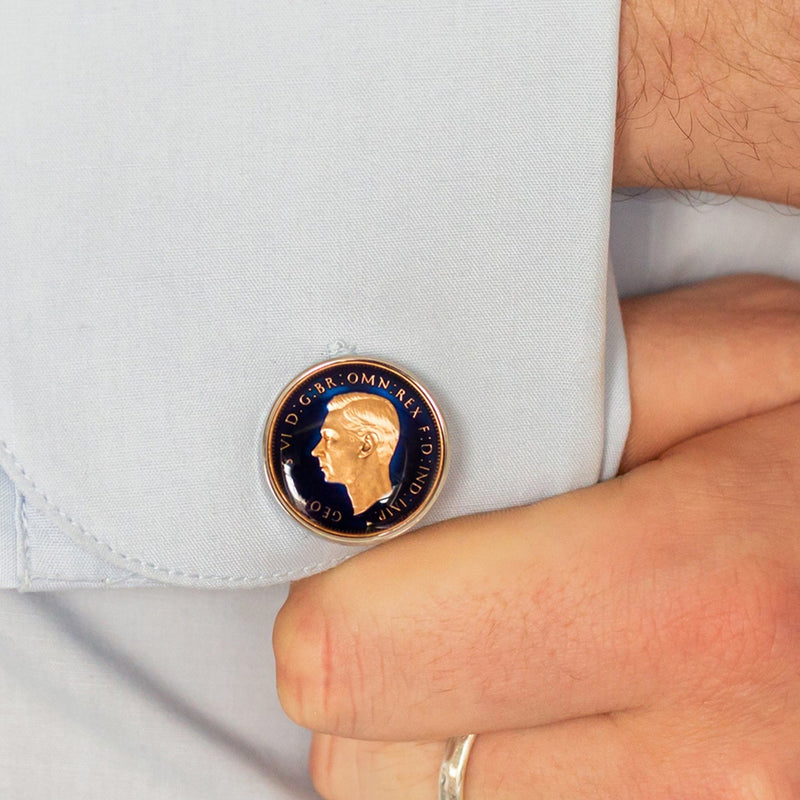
(438, 734, 477, 800)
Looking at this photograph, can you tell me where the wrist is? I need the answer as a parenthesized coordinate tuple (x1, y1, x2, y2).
(614, 0, 800, 206)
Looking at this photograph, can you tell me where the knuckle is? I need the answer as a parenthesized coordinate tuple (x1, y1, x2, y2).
(719, 549, 800, 677)
(273, 579, 370, 737)
(674, 557, 800, 687)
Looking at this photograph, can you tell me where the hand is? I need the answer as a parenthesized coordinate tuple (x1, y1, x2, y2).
(274, 274, 800, 799)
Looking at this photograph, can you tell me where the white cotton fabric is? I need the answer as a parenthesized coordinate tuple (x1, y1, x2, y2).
(610, 191, 800, 296)
(0, 469, 15, 588)
(0, 1, 626, 589)
(0, 585, 316, 800)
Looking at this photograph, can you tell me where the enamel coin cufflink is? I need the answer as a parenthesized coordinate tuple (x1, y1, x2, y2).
(263, 357, 448, 543)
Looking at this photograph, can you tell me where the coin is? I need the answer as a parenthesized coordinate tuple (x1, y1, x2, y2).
(264, 357, 448, 543)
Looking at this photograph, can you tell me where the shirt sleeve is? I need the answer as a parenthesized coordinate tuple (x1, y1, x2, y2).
(0, 1, 627, 589)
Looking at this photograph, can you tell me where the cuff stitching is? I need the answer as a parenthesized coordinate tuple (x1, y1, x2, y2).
(0, 439, 348, 584)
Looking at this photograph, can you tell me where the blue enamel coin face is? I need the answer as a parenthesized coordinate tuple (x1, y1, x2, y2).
(264, 358, 448, 543)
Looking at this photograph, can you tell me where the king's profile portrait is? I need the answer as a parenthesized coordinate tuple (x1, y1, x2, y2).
(311, 392, 400, 515)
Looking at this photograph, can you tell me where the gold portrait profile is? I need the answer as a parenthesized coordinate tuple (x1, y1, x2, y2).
(311, 392, 401, 515)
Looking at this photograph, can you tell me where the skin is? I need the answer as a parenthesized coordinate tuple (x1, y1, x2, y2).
(615, 0, 800, 207)
(274, 0, 800, 794)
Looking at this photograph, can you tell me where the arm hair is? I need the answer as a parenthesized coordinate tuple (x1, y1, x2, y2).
(614, 0, 800, 207)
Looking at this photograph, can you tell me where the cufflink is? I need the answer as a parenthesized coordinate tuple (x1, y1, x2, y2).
(263, 357, 448, 543)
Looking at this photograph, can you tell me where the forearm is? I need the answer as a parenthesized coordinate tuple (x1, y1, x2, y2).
(614, 0, 800, 206)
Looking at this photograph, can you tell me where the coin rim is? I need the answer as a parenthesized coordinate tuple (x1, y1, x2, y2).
(262, 357, 449, 544)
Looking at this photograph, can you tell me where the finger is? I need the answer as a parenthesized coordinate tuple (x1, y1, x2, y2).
(620, 274, 800, 471)
(309, 735, 442, 800)
(274, 402, 800, 740)
(309, 714, 769, 800)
